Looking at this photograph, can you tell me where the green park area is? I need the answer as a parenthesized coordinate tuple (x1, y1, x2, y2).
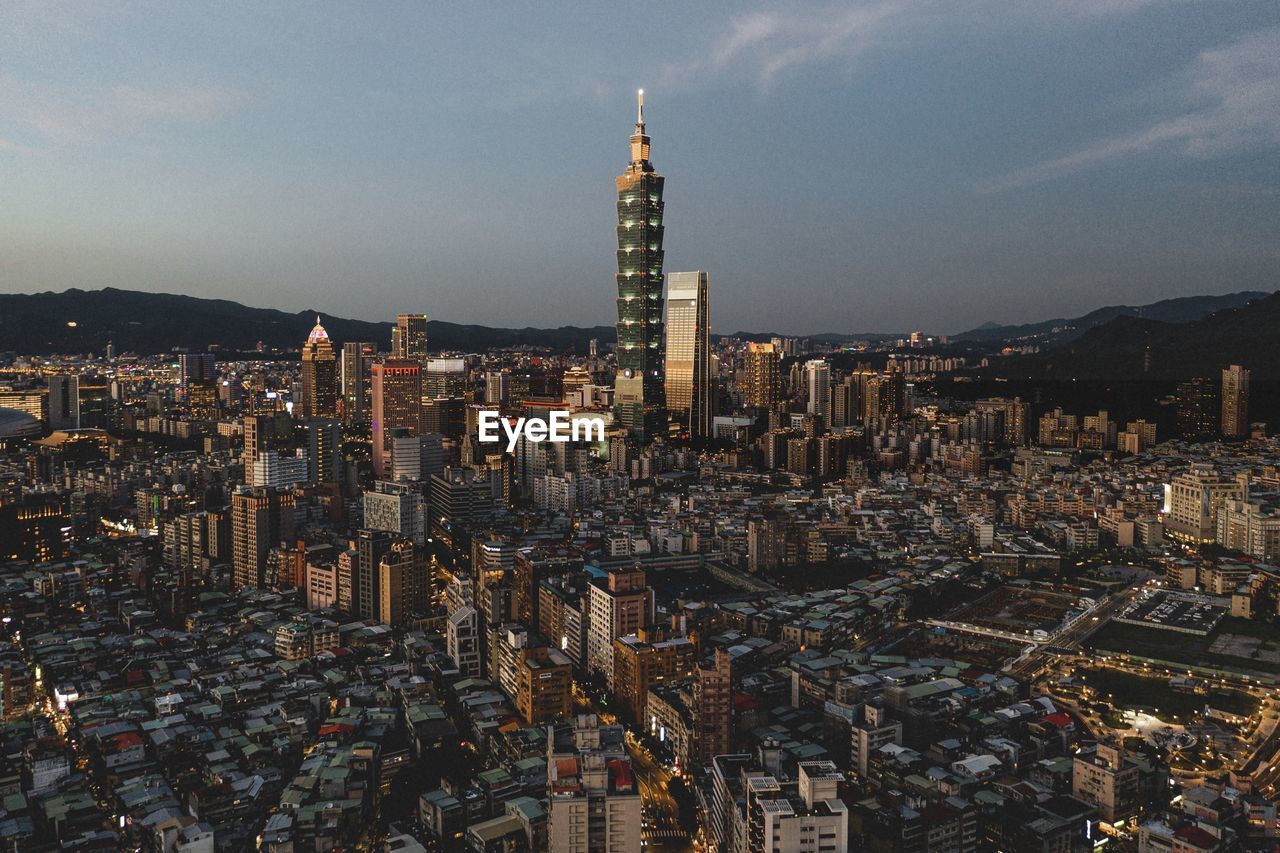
(1085, 616, 1280, 680)
(1076, 666, 1258, 724)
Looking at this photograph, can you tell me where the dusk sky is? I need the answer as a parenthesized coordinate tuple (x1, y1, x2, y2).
(1, 1, 1277, 335)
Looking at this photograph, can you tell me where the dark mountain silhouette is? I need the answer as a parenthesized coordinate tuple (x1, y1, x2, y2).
(0, 288, 616, 355)
(956, 291, 1266, 344)
(993, 290, 1280, 381)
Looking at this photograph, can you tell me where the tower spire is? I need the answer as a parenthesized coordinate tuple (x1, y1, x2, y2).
(637, 89, 644, 129)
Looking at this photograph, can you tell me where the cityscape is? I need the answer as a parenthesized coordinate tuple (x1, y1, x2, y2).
(2, 4, 1280, 853)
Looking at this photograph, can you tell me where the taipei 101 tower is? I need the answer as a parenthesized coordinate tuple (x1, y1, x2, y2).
(614, 90, 666, 443)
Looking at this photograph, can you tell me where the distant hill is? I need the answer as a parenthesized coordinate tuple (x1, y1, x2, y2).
(955, 291, 1267, 344)
(993, 290, 1280, 381)
(0, 288, 616, 355)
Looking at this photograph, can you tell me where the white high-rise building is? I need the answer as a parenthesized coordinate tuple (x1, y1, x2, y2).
(585, 566, 654, 685)
(363, 481, 426, 546)
(1163, 465, 1247, 543)
(805, 360, 830, 425)
(547, 715, 641, 853)
(746, 762, 849, 853)
(251, 449, 310, 488)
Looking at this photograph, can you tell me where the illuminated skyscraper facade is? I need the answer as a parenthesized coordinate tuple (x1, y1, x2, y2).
(805, 359, 831, 424)
(1221, 364, 1250, 438)
(664, 271, 711, 437)
(371, 359, 422, 477)
(615, 91, 665, 443)
(743, 342, 781, 411)
(179, 352, 218, 419)
(1176, 377, 1217, 440)
(300, 317, 337, 419)
(395, 313, 428, 365)
(340, 341, 375, 426)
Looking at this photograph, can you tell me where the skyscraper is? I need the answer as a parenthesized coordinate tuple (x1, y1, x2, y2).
(340, 341, 375, 426)
(378, 539, 427, 626)
(355, 528, 395, 620)
(371, 359, 422, 477)
(1176, 377, 1217, 440)
(1221, 364, 1250, 438)
(46, 375, 80, 431)
(805, 360, 831, 425)
(664, 271, 711, 437)
(743, 342, 781, 411)
(231, 486, 296, 589)
(300, 317, 337, 419)
(303, 418, 342, 484)
(178, 352, 218, 419)
(395, 313, 428, 364)
(695, 647, 732, 765)
(614, 90, 666, 443)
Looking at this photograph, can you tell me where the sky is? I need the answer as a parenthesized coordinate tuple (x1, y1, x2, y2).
(1, 2, 1278, 336)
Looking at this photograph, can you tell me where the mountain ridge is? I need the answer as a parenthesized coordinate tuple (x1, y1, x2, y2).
(0, 286, 1271, 360)
(992, 290, 1280, 381)
(956, 291, 1267, 344)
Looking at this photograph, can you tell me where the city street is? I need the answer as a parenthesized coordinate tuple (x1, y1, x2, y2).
(627, 733, 697, 852)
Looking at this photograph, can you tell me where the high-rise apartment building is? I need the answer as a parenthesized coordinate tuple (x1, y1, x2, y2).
(664, 271, 712, 437)
(377, 539, 426, 626)
(975, 397, 1030, 447)
(303, 418, 342, 484)
(1164, 464, 1247, 542)
(300, 317, 338, 419)
(804, 360, 831, 425)
(745, 762, 849, 853)
(46, 375, 79, 431)
(178, 352, 216, 397)
(340, 341, 375, 426)
(515, 645, 573, 725)
(586, 565, 655, 684)
(1176, 377, 1217, 440)
(371, 359, 422, 478)
(354, 528, 395, 621)
(611, 631, 696, 719)
(1221, 364, 1250, 438)
(743, 342, 781, 411)
(547, 715, 641, 853)
(748, 514, 784, 574)
(1217, 499, 1280, 561)
(394, 314, 428, 364)
(178, 352, 218, 419)
(1072, 744, 1139, 824)
(614, 91, 666, 443)
(695, 647, 733, 765)
(363, 480, 426, 545)
(231, 486, 296, 589)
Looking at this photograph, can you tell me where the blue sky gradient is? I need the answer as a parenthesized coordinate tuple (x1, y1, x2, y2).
(1, 1, 1277, 334)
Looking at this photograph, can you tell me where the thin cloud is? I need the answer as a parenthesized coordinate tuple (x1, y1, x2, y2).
(662, 2, 904, 90)
(981, 27, 1280, 192)
(662, 0, 1168, 91)
(0, 77, 252, 145)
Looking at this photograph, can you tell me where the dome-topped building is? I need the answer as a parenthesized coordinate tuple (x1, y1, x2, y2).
(301, 316, 338, 419)
(0, 407, 42, 439)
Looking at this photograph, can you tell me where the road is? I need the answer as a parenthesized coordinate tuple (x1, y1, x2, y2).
(1004, 581, 1150, 679)
(627, 732, 696, 852)
(574, 682, 695, 851)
